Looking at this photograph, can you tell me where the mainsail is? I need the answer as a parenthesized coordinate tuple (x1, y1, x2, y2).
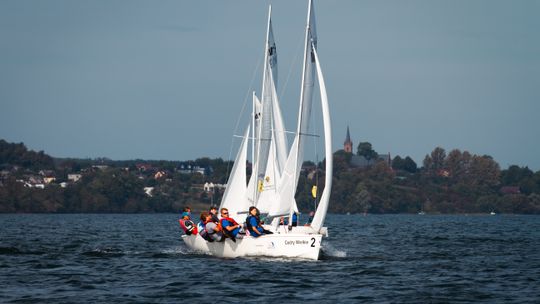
(283, 0, 319, 221)
(249, 6, 288, 209)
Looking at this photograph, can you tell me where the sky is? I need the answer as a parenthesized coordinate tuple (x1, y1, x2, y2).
(1, 0, 539, 170)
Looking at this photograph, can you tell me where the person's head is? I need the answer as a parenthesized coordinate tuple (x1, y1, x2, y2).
(209, 206, 218, 215)
(249, 206, 258, 216)
(183, 206, 191, 213)
(200, 211, 211, 222)
(309, 211, 315, 217)
(220, 208, 229, 218)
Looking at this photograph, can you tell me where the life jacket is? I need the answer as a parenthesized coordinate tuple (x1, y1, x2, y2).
(211, 214, 220, 224)
(245, 215, 261, 235)
(179, 219, 196, 235)
(220, 217, 239, 237)
(198, 222, 213, 242)
(292, 213, 298, 227)
(220, 217, 239, 229)
(200, 220, 223, 241)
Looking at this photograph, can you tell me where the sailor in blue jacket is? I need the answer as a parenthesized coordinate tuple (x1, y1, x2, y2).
(246, 206, 265, 237)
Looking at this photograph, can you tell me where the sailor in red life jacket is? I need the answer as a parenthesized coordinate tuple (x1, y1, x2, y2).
(178, 207, 197, 235)
(220, 208, 242, 242)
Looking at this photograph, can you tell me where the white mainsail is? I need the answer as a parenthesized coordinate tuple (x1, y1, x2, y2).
(284, 0, 318, 221)
(248, 6, 291, 213)
(252, 6, 278, 201)
(252, 92, 262, 165)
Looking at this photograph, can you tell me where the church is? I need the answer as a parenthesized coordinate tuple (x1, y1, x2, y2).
(343, 126, 391, 168)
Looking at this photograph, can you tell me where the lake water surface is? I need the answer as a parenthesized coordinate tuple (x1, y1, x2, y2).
(1, 214, 539, 303)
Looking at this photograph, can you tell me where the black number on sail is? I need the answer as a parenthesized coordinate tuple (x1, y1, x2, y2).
(310, 238, 316, 247)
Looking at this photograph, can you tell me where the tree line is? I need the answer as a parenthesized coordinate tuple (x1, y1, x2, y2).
(0, 139, 539, 214)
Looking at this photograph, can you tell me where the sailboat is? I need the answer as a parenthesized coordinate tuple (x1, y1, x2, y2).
(182, 0, 332, 260)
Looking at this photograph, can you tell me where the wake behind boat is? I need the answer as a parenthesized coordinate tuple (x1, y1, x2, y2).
(182, 0, 332, 260)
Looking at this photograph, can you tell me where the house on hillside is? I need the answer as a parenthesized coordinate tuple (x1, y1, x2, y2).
(178, 164, 207, 175)
(68, 174, 82, 182)
(154, 171, 166, 179)
(136, 163, 154, 172)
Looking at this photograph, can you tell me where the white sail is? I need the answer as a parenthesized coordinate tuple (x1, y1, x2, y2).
(270, 72, 288, 174)
(253, 6, 278, 199)
(297, 0, 317, 157)
(252, 92, 262, 166)
(269, 135, 299, 217)
(219, 126, 250, 218)
(309, 45, 332, 232)
(255, 136, 281, 214)
(285, 0, 318, 221)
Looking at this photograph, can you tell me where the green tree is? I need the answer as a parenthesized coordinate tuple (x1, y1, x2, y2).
(357, 142, 377, 160)
(392, 155, 404, 170)
(402, 156, 417, 173)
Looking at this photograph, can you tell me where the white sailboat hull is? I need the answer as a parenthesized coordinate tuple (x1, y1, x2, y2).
(182, 229, 323, 260)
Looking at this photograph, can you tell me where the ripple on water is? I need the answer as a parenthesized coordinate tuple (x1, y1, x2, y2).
(1, 214, 539, 303)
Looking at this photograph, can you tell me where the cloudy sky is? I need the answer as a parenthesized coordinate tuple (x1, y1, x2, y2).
(1, 0, 539, 169)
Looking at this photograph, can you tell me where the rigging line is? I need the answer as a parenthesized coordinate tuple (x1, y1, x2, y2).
(225, 51, 264, 182)
(278, 30, 305, 101)
(271, 129, 320, 138)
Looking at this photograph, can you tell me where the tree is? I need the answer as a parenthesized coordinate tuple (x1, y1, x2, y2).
(468, 155, 501, 191)
(353, 183, 371, 213)
(501, 165, 533, 185)
(422, 147, 446, 175)
(422, 154, 433, 171)
(430, 147, 446, 171)
(402, 156, 417, 173)
(357, 142, 377, 160)
(392, 155, 404, 170)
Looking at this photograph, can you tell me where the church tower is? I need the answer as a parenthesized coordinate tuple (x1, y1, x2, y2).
(344, 125, 353, 153)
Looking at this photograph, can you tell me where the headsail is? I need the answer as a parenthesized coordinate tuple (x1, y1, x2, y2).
(219, 126, 250, 218)
(270, 72, 288, 175)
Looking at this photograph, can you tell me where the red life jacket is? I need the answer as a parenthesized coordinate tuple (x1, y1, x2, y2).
(220, 216, 239, 228)
(179, 219, 197, 235)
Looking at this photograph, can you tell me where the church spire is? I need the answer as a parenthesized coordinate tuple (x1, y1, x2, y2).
(344, 125, 353, 153)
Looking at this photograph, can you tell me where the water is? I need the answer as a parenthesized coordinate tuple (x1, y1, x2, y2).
(1, 214, 539, 303)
